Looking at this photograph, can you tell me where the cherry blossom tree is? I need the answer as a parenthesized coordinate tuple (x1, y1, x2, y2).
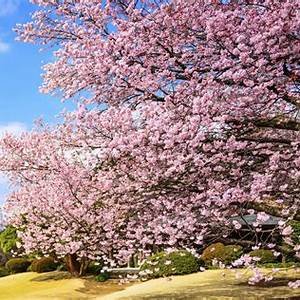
(1, 0, 300, 280)
(0, 127, 130, 275)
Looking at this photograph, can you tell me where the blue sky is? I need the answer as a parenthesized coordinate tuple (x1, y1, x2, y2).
(0, 0, 75, 127)
(0, 0, 76, 205)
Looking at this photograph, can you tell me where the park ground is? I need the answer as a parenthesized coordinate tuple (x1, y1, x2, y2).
(0, 269, 300, 300)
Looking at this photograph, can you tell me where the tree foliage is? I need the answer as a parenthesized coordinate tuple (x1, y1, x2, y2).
(0, 0, 299, 283)
(0, 226, 18, 255)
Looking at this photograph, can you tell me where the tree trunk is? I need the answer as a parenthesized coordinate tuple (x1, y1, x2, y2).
(65, 254, 90, 277)
(65, 254, 81, 277)
(79, 257, 90, 276)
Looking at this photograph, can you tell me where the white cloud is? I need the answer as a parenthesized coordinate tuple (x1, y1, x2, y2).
(0, 122, 27, 137)
(0, 1, 20, 53)
(0, 0, 19, 16)
(0, 39, 9, 53)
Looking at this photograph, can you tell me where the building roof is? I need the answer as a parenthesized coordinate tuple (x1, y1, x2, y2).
(230, 214, 281, 226)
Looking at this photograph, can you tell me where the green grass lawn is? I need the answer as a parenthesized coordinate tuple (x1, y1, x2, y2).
(0, 271, 126, 300)
(99, 268, 300, 300)
(0, 269, 299, 300)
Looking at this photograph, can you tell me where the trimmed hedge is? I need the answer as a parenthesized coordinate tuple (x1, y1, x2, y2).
(31, 257, 58, 273)
(248, 249, 276, 264)
(0, 267, 9, 277)
(140, 250, 200, 278)
(5, 258, 31, 274)
(201, 243, 243, 266)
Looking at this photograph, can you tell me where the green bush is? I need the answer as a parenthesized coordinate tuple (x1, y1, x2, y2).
(56, 263, 67, 271)
(248, 249, 276, 264)
(201, 243, 224, 264)
(31, 257, 58, 273)
(95, 272, 109, 282)
(290, 221, 300, 245)
(0, 267, 9, 277)
(278, 221, 300, 262)
(201, 243, 243, 266)
(140, 250, 200, 279)
(86, 261, 103, 275)
(5, 258, 31, 274)
(0, 226, 18, 255)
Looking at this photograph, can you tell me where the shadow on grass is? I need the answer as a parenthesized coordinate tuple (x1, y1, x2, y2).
(122, 279, 300, 300)
(30, 271, 72, 281)
(30, 271, 130, 297)
(239, 277, 299, 288)
(28, 271, 300, 300)
(124, 289, 300, 300)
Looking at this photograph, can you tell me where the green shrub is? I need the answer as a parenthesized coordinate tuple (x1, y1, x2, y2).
(140, 250, 200, 279)
(201, 243, 224, 265)
(86, 261, 103, 275)
(5, 258, 31, 274)
(222, 245, 244, 264)
(31, 257, 58, 273)
(278, 221, 300, 262)
(0, 226, 18, 255)
(56, 263, 67, 271)
(95, 272, 109, 282)
(290, 221, 300, 245)
(248, 249, 276, 264)
(0, 267, 9, 277)
(201, 243, 243, 266)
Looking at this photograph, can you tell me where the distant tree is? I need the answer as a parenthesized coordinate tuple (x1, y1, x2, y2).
(0, 226, 17, 256)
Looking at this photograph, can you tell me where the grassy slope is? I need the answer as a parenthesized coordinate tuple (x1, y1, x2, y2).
(0, 272, 87, 300)
(0, 269, 300, 300)
(98, 269, 300, 300)
(0, 271, 127, 300)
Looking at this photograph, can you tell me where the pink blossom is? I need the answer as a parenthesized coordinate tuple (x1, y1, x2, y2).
(282, 226, 293, 236)
(288, 280, 300, 289)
